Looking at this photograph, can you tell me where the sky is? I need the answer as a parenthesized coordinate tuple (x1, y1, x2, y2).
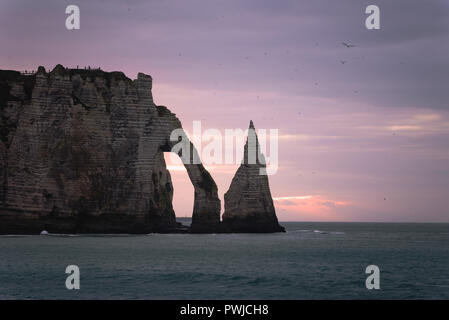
(1, 0, 449, 222)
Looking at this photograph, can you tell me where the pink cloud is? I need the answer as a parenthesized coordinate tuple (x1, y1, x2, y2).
(273, 195, 352, 221)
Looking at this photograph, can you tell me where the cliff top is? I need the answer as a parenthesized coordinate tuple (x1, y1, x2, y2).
(0, 64, 152, 86)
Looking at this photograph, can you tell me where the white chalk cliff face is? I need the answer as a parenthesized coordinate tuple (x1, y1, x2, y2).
(0, 65, 284, 234)
(0, 65, 220, 233)
(222, 121, 285, 233)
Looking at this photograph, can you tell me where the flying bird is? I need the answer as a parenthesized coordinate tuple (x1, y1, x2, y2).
(339, 60, 347, 64)
(342, 42, 355, 48)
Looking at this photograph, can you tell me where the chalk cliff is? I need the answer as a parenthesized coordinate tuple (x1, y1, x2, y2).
(222, 121, 285, 233)
(0, 65, 220, 234)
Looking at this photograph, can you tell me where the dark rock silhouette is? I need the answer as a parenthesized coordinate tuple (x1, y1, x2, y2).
(222, 121, 285, 233)
(0, 65, 283, 234)
(0, 65, 220, 234)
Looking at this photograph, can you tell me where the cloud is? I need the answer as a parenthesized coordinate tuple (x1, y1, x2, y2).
(355, 110, 449, 136)
(277, 200, 296, 206)
(2, 0, 449, 111)
(273, 195, 313, 200)
(320, 201, 336, 208)
(273, 195, 351, 221)
(2, 0, 449, 222)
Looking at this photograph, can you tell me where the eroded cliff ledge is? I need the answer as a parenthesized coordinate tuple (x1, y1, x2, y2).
(0, 65, 220, 234)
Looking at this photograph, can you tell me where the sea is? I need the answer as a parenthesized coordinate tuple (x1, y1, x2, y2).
(0, 221, 448, 300)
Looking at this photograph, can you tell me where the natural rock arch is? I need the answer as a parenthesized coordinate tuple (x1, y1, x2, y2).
(154, 105, 221, 233)
(0, 65, 284, 234)
(0, 66, 220, 233)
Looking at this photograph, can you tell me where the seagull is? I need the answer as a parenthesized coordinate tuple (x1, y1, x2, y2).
(339, 60, 347, 64)
(342, 42, 355, 48)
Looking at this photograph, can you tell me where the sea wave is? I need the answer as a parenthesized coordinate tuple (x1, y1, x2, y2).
(288, 229, 345, 235)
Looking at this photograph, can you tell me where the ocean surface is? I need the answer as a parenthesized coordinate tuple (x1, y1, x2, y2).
(0, 221, 448, 300)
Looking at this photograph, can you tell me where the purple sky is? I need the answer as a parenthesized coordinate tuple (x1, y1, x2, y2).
(1, 0, 449, 221)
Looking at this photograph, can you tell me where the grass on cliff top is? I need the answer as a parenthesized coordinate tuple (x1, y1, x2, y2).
(68, 69, 132, 85)
(1, 67, 133, 91)
(47, 65, 132, 87)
